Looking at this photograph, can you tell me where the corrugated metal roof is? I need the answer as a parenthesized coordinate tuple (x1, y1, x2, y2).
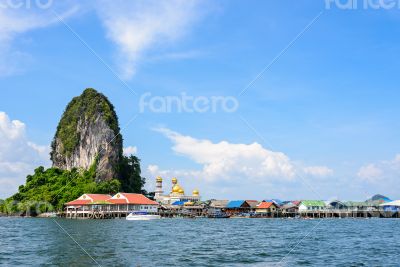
(121, 193, 159, 205)
(246, 200, 259, 208)
(264, 199, 283, 206)
(380, 200, 400, 207)
(291, 201, 301, 206)
(66, 193, 158, 206)
(301, 200, 325, 207)
(226, 200, 246, 208)
(344, 201, 367, 207)
(86, 194, 112, 201)
(172, 200, 187, 206)
(65, 199, 92, 206)
(281, 202, 298, 209)
(257, 202, 276, 209)
(210, 200, 229, 208)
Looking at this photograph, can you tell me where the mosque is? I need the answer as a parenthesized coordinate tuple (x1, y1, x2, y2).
(154, 176, 201, 204)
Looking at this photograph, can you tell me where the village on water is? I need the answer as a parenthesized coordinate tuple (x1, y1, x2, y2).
(64, 176, 400, 219)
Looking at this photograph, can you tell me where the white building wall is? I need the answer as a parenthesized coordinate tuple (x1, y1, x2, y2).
(298, 204, 308, 212)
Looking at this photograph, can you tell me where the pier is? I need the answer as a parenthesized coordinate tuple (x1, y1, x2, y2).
(62, 188, 400, 220)
(63, 205, 400, 219)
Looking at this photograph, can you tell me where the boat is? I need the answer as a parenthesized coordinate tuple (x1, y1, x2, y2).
(126, 212, 161, 220)
(207, 211, 230, 218)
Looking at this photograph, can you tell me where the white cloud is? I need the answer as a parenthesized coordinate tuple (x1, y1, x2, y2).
(358, 154, 400, 183)
(0, 3, 78, 76)
(392, 154, 400, 170)
(155, 127, 297, 182)
(0, 112, 50, 198)
(95, 0, 208, 79)
(123, 146, 137, 156)
(145, 128, 335, 199)
(0, 1, 208, 77)
(357, 164, 383, 182)
(147, 128, 333, 194)
(304, 166, 333, 177)
(147, 164, 200, 180)
(356, 155, 400, 198)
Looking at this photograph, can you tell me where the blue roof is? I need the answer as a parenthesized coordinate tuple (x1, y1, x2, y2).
(172, 200, 188, 206)
(226, 200, 246, 208)
(264, 199, 283, 206)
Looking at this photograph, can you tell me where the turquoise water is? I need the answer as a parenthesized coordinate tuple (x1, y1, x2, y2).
(0, 217, 399, 266)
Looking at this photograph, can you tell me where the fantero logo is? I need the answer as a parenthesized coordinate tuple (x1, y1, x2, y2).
(139, 92, 239, 114)
(0, 0, 53, 9)
(325, 0, 400, 10)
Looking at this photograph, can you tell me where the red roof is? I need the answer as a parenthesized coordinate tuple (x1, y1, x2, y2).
(65, 194, 112, 206)
(65, 193, 158, 206)
(86, 194, 112, 201)
(257, 202, 276, 209)
(65, 199, 92, 206)
(108, 199, 127, 204)
(291, 201, 301, 206)
(112, 193, 158, 205)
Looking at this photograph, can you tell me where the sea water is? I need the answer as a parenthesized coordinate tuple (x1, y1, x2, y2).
(0, 217, 399, 266)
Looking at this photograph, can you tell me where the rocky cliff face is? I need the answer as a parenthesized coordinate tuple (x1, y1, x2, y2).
(50, 88, 122, 182)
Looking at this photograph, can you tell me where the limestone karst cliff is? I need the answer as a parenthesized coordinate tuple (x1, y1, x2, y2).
(50, 88, 122, 182)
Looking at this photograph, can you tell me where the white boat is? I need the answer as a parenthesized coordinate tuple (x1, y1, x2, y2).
(126, 212, 161, 221)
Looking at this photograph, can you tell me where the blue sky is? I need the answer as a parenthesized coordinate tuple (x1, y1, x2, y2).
(1, 0, 400, 200)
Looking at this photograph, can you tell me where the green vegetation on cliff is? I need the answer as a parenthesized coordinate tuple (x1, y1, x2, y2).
(3, 164, 121, 215)
(50, 88, 122, 158)
(119, 155, 146, 193)
(1, 88, 147, 216)
(1, 154, 146, 215)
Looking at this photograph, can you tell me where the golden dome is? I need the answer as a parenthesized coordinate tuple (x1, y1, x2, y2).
(178, 189, 184, 194)
(156, 176, 162, 182)
(172, 184, 181, 193)
(172, 177, 178, 184)
(192, 189, 199, 196)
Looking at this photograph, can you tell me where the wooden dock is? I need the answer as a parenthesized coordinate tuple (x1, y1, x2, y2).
(62, 208, 399, 219)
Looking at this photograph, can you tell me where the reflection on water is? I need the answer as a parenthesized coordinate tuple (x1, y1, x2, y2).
(0, 217, 399, 266)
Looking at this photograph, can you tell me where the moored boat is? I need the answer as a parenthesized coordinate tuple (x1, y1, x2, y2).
(126, 212, 161, 221)
(207, 211, 230, 218)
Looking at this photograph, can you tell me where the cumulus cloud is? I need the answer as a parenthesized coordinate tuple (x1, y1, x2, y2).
(145, 128, 334, 199)
(358, 154, 400, 183)
(155, 127, 297, 182)
(95, 0, 208, 79)
(147, 127, 331, 182)
(123, 146, 137, 156)
(0, 1, 207, 78)
(357, 164, 383, 182)
(0, 112, 50, 198)
(147, 164, 200, 180)
(303, 166, 333, 177)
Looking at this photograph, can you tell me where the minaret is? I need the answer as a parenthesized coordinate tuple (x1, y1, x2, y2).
(155, 176, 163, 199)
